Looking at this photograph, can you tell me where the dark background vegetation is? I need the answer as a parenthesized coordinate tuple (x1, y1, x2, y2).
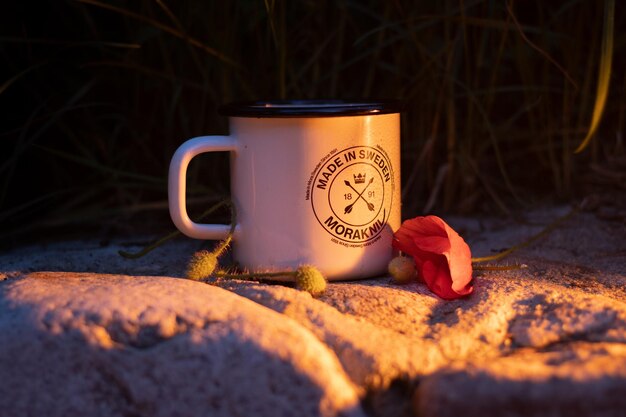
(1, 0, 624, 247)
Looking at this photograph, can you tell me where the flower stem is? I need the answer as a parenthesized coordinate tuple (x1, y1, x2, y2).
(214, 270, 296, 280)
(211, 201, 237, 257)
(119, 199, 232, 259)
(471, 204, 579, 264)
(473, 264, 527, 271)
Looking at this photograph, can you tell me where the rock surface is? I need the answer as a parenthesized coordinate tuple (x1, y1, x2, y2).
(0, 273, 362, 417)
(1, 206, 625, 416)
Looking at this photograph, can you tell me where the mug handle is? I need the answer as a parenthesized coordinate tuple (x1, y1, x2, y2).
(168, 136, 238, 239)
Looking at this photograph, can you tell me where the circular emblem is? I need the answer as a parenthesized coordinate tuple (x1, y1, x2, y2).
(309, 146, 394, 244)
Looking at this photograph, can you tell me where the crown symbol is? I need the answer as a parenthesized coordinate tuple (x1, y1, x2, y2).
(353, 173, 366, 184)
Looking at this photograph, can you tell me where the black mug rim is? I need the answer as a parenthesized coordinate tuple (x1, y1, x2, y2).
(219, 99, 403, 118)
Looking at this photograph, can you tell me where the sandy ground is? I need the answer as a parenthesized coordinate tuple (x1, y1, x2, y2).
(1, 204, 625, 417)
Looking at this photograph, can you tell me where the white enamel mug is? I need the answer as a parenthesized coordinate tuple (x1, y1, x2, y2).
(168, 100, 401, 280)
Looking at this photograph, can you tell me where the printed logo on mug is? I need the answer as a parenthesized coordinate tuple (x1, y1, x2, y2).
(168, 100, 402, 280)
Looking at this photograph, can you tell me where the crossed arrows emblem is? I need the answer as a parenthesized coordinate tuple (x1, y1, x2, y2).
(344, 177, 375, 214)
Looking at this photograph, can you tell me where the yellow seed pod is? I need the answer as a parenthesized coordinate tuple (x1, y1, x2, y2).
(295, 265, 327, 296)
(388, 256, 417, 284)
(186, 250, 219, 281)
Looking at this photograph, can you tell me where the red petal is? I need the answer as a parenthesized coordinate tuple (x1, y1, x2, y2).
(392, 222, 422, 257)
(393, 215, 474, 299)
(441, 222, 473, 294)
(421, 258, 463, 300)
(415, 235, 451, 254)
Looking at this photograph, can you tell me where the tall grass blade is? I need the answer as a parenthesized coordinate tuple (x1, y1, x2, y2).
(75, 0, 242, 69)
(0, 37, 140, 48)
(506, 1, 578, 90)
(0, 62, 45, 96)
(34, 145, 165, 185)
(574, 0, 614, 153)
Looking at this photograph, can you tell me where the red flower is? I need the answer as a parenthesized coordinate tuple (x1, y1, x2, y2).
(392, 216, 473, 299)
